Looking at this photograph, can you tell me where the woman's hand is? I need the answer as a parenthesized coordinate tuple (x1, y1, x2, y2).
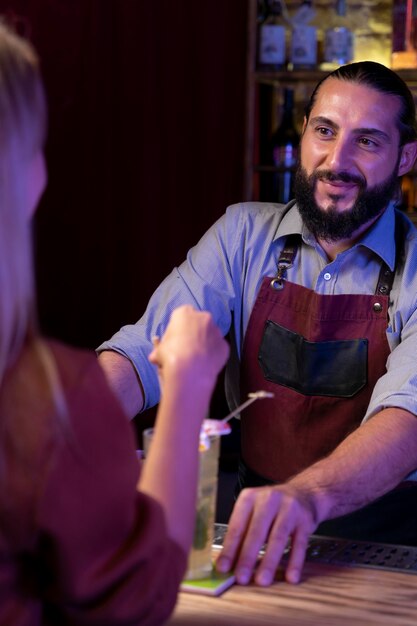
(149, 305, 229, 391)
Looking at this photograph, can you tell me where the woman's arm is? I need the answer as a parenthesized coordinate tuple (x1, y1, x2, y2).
(138, 305, 229, 551)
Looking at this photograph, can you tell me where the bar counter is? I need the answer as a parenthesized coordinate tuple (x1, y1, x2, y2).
(167, 548, 417, 626)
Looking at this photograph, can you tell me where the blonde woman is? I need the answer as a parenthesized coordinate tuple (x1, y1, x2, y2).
(0, 22, 229, 625)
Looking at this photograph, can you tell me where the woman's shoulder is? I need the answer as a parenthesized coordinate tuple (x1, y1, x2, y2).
(46, 339, 100, 379)
(44, 338, 128, 420)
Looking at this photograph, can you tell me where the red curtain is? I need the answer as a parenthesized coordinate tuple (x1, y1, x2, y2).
(0, 0, 248, 348)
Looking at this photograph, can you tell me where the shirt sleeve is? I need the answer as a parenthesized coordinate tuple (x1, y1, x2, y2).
(96, 203, 246, 410)
(363, 216, 417, 424)
(37, 346, 187, 625)
(363, 219, 417, 480)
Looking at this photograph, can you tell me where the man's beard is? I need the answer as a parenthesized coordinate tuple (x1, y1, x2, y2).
(294, 163, 401, 241)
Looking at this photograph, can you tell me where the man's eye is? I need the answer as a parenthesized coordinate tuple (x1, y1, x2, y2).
(316, 127, 332, 137)
(358, 137, 377, 148)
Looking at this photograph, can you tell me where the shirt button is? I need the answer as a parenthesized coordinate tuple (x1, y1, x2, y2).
(324, 272, 331, 281)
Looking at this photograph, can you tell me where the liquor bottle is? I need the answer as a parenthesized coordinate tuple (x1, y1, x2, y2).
(270, 87, 300, 205)
(257, 0, 269, 23)
(290, 0, 318, 69)
(258, 0, 287, 70)
(322, 0, 353, 69)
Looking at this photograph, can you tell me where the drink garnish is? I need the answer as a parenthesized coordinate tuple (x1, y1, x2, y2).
(200, 390, 275, 440)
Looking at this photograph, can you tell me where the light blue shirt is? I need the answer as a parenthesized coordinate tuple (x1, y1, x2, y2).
(98, 201, 417, 461)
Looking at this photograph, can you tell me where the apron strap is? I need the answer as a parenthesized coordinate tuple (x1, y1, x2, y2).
(375, 263, 394, 296)
(375, 214, 404, 296)
(270, 234, 298, 290)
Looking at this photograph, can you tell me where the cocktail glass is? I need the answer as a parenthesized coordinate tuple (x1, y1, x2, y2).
(142, 426, 221, 580)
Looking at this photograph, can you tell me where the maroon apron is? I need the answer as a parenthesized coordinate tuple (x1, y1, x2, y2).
(240, 234, 393, 484)
(238, 232, 417, 545)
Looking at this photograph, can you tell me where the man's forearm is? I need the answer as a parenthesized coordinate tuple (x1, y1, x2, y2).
(289, 407, 417, 525)
(98, 350, 144, 418)
(217, 407, 417, 586)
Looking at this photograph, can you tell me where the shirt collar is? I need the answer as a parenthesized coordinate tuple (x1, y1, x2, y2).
(273, 200, 304, 240)
(273, 201, 397, 271)
(356, 202, 396, 270)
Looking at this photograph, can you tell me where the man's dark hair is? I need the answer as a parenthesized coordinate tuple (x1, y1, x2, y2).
(304, 61, 417, 145)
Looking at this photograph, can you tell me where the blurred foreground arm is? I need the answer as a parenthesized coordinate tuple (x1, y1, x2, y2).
(217, 408, 417, 586)
(138, 305, 229, 553)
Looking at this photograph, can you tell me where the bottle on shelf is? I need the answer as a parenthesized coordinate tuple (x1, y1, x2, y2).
(256, 0, 269, 29)
(258, 0, 287, 70)
(270, 87, 300, 205)
(289, 0, 318, 70)
(321, 0, 353, 70)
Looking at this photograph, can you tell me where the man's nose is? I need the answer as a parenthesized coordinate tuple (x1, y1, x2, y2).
(326, 137, 352, 171)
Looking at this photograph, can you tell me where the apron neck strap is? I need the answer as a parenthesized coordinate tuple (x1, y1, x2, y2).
(375, 213, 404, 297)
(271, 234, 299, 290)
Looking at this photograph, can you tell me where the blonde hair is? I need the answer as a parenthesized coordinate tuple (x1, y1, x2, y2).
(0, 24, 71, 508)
(0, 20, 46, 382)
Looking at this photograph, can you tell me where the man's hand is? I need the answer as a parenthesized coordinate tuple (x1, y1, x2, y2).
(216, 483, 319, 586)
(216, 408, 417, 587)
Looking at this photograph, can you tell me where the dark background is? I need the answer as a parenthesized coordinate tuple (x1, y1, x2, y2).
(0, 0, 248, 352)
(0, 3, 249, 507)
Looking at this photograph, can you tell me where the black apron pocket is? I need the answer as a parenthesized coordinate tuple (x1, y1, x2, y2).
(258, 320, 368, 397)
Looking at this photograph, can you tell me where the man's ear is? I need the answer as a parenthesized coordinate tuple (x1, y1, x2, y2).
(398, 141, 417, 176)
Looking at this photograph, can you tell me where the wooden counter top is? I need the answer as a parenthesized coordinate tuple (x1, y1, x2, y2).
(167, 553, 417, 625)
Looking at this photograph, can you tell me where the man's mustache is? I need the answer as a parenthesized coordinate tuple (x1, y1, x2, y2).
(313, 170, 366, 187)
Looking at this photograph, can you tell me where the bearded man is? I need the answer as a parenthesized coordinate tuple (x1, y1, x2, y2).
(97, 62, 417, 587)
